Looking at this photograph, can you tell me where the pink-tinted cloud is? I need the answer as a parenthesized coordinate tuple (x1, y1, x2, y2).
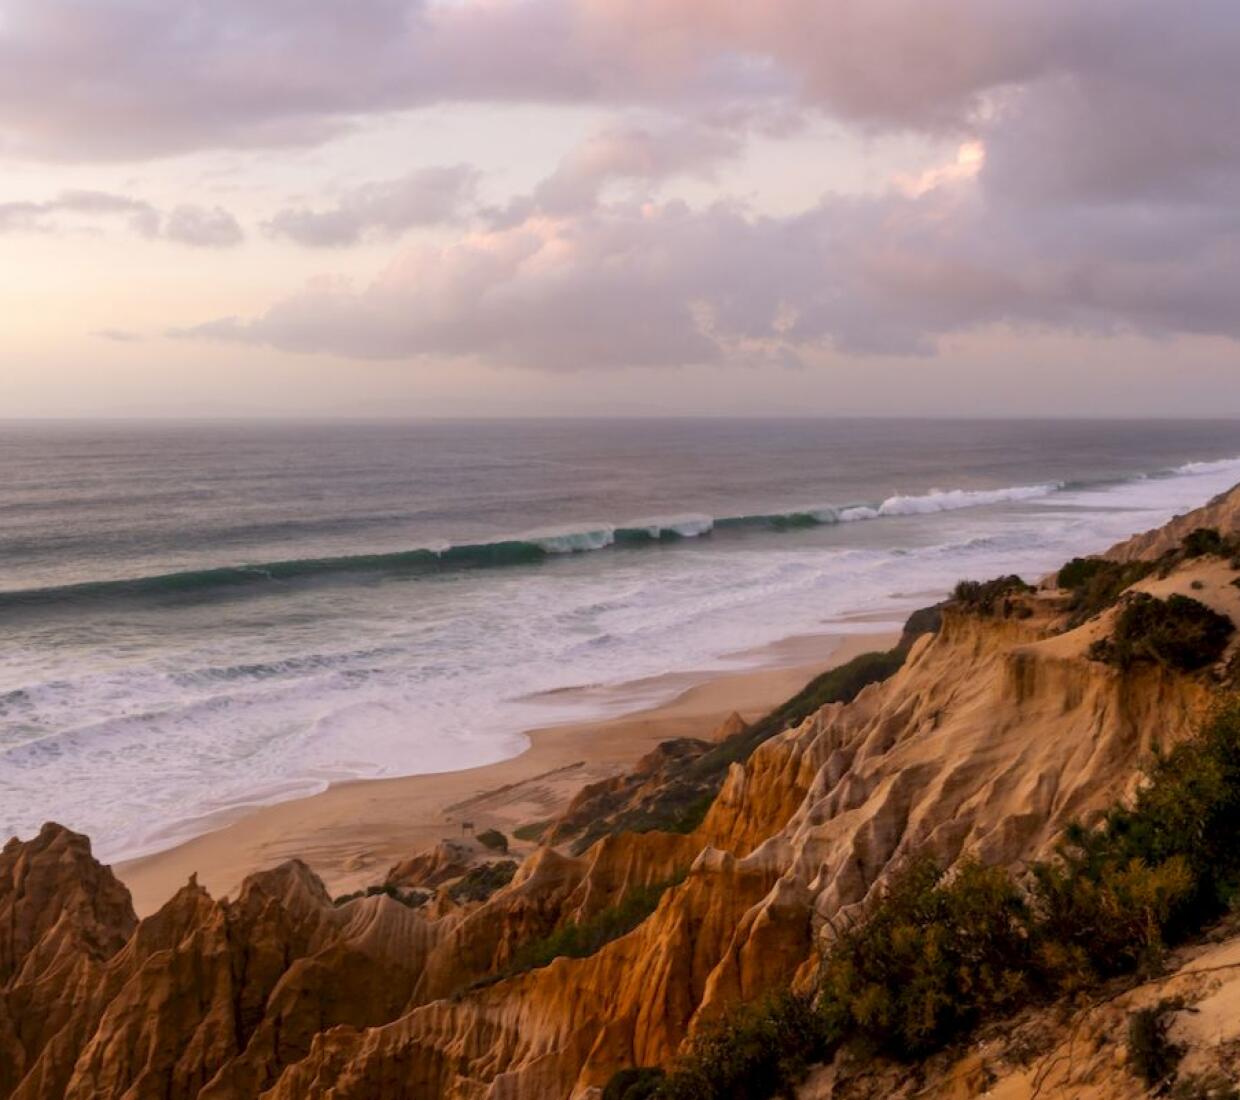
(3, 0, 1234, 186)
(179, 162, 1240, 368)
(9, 0, 1235, 370)
(520, 121, 742, 216)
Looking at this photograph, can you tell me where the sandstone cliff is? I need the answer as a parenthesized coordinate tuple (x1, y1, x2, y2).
(5, 490, 1240, 1099)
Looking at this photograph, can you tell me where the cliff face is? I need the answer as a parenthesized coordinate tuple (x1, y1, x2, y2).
(3, 507, 1237, 1100)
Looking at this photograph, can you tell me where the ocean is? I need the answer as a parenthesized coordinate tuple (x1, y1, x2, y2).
(4, 417, 1240, 861)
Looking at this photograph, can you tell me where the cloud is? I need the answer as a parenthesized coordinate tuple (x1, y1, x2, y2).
(92, 328, 143, 343)
(0, 190, 243, 246)
(180, 158, 1240, 369)
(163, 205, 245, 247)
(0, 190, 156, 236)
(265, 165, 479, 246)
(8, 0, 1239, 377)
(512, 121, 743, 218)
(1, 1, 1234, 184)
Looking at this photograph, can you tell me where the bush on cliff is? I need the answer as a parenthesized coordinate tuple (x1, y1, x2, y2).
(603, 1068, 666, 1100)
(333, 883, 430, 908)
(448, 860, 518, 903)
(502, 871, 686, 978)
(1181, 527, 1229, 559)
(1042, 697, 1240, 943)
(1057, 556, 1156, 622)
(952, 575, 1034, 615)
(1088, 593, 1232, 672)
(476, 828, 509, 853)
(1031, 855, 1193, 989)
(657, 991, 832, 1100)
(818, 857, 1035, 1059)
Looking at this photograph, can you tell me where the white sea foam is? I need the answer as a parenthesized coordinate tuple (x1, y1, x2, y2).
(529, 526, 616, 553)
(632, 514, 716, 539)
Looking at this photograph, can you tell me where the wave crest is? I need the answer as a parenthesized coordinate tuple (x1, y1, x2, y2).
(5, 456, 1237, 612)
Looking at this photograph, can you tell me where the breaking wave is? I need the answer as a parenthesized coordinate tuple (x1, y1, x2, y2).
(2, 459, 1234, 613)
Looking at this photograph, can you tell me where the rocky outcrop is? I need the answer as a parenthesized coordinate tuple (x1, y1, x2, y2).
(3, 511, 1235, 1099)
(386, 839, 476, 889)
(0, 824, 136, 1099)
(0, 837, 438, 1100)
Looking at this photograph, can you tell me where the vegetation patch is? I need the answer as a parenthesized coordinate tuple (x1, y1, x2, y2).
(1057, 556, 1157, 623)
(652, 992, 832, 1100)
(476, 828, 509, 853)
(1182, 527, 1231, 559)
(610, 698, 1240, 1098)
(603, 1068, 668, 1100)
(512, 820, 549, 842)
(819, 857, 1035, 1059)
(567, 646, 911, 856)
(447, 860, 518, 903)
(686, 648, 907, 781)
(952, 574, 1034, 616)
(1057, 527, 1240, 627)
(1128, 1000, 1185, 1090)
(333, 884, 430, 909)
(501, 871, 686, 978)
(1088, 592, 1232, 672)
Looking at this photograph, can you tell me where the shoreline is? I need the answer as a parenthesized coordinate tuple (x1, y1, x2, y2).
(116, 628, 897, 916)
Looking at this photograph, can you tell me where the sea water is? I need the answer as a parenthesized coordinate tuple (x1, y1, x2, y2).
(4, 417, 1240, 860)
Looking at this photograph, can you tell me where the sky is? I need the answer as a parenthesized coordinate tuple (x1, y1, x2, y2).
(1, 0, 1239, 418)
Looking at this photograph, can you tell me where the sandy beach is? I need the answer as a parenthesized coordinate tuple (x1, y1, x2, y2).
(116, 629, 896, 916)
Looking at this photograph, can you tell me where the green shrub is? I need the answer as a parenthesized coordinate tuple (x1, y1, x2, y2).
(818, 857, 1035, 1059)
(503, 871, 686, 977)
(602, 1067, 666, 1100)
(1056, 557, 1156, 622)
(952, 575, 1034, 615)
(1088, 593, 1232, 672)
(332, 883, 430, 908)
(1031, 856, 1193, 988)
(448, 860, 518, 903)
(1182, 527, 1228, 558)
(1061, 699, 1240, 935)
(1057, 556, 1110, 591)
(1128, 1000, 1184, 1089)
(512, 821, 548, 842)
(658, 991, 833, 1100)
(477, 828, 509, 853)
